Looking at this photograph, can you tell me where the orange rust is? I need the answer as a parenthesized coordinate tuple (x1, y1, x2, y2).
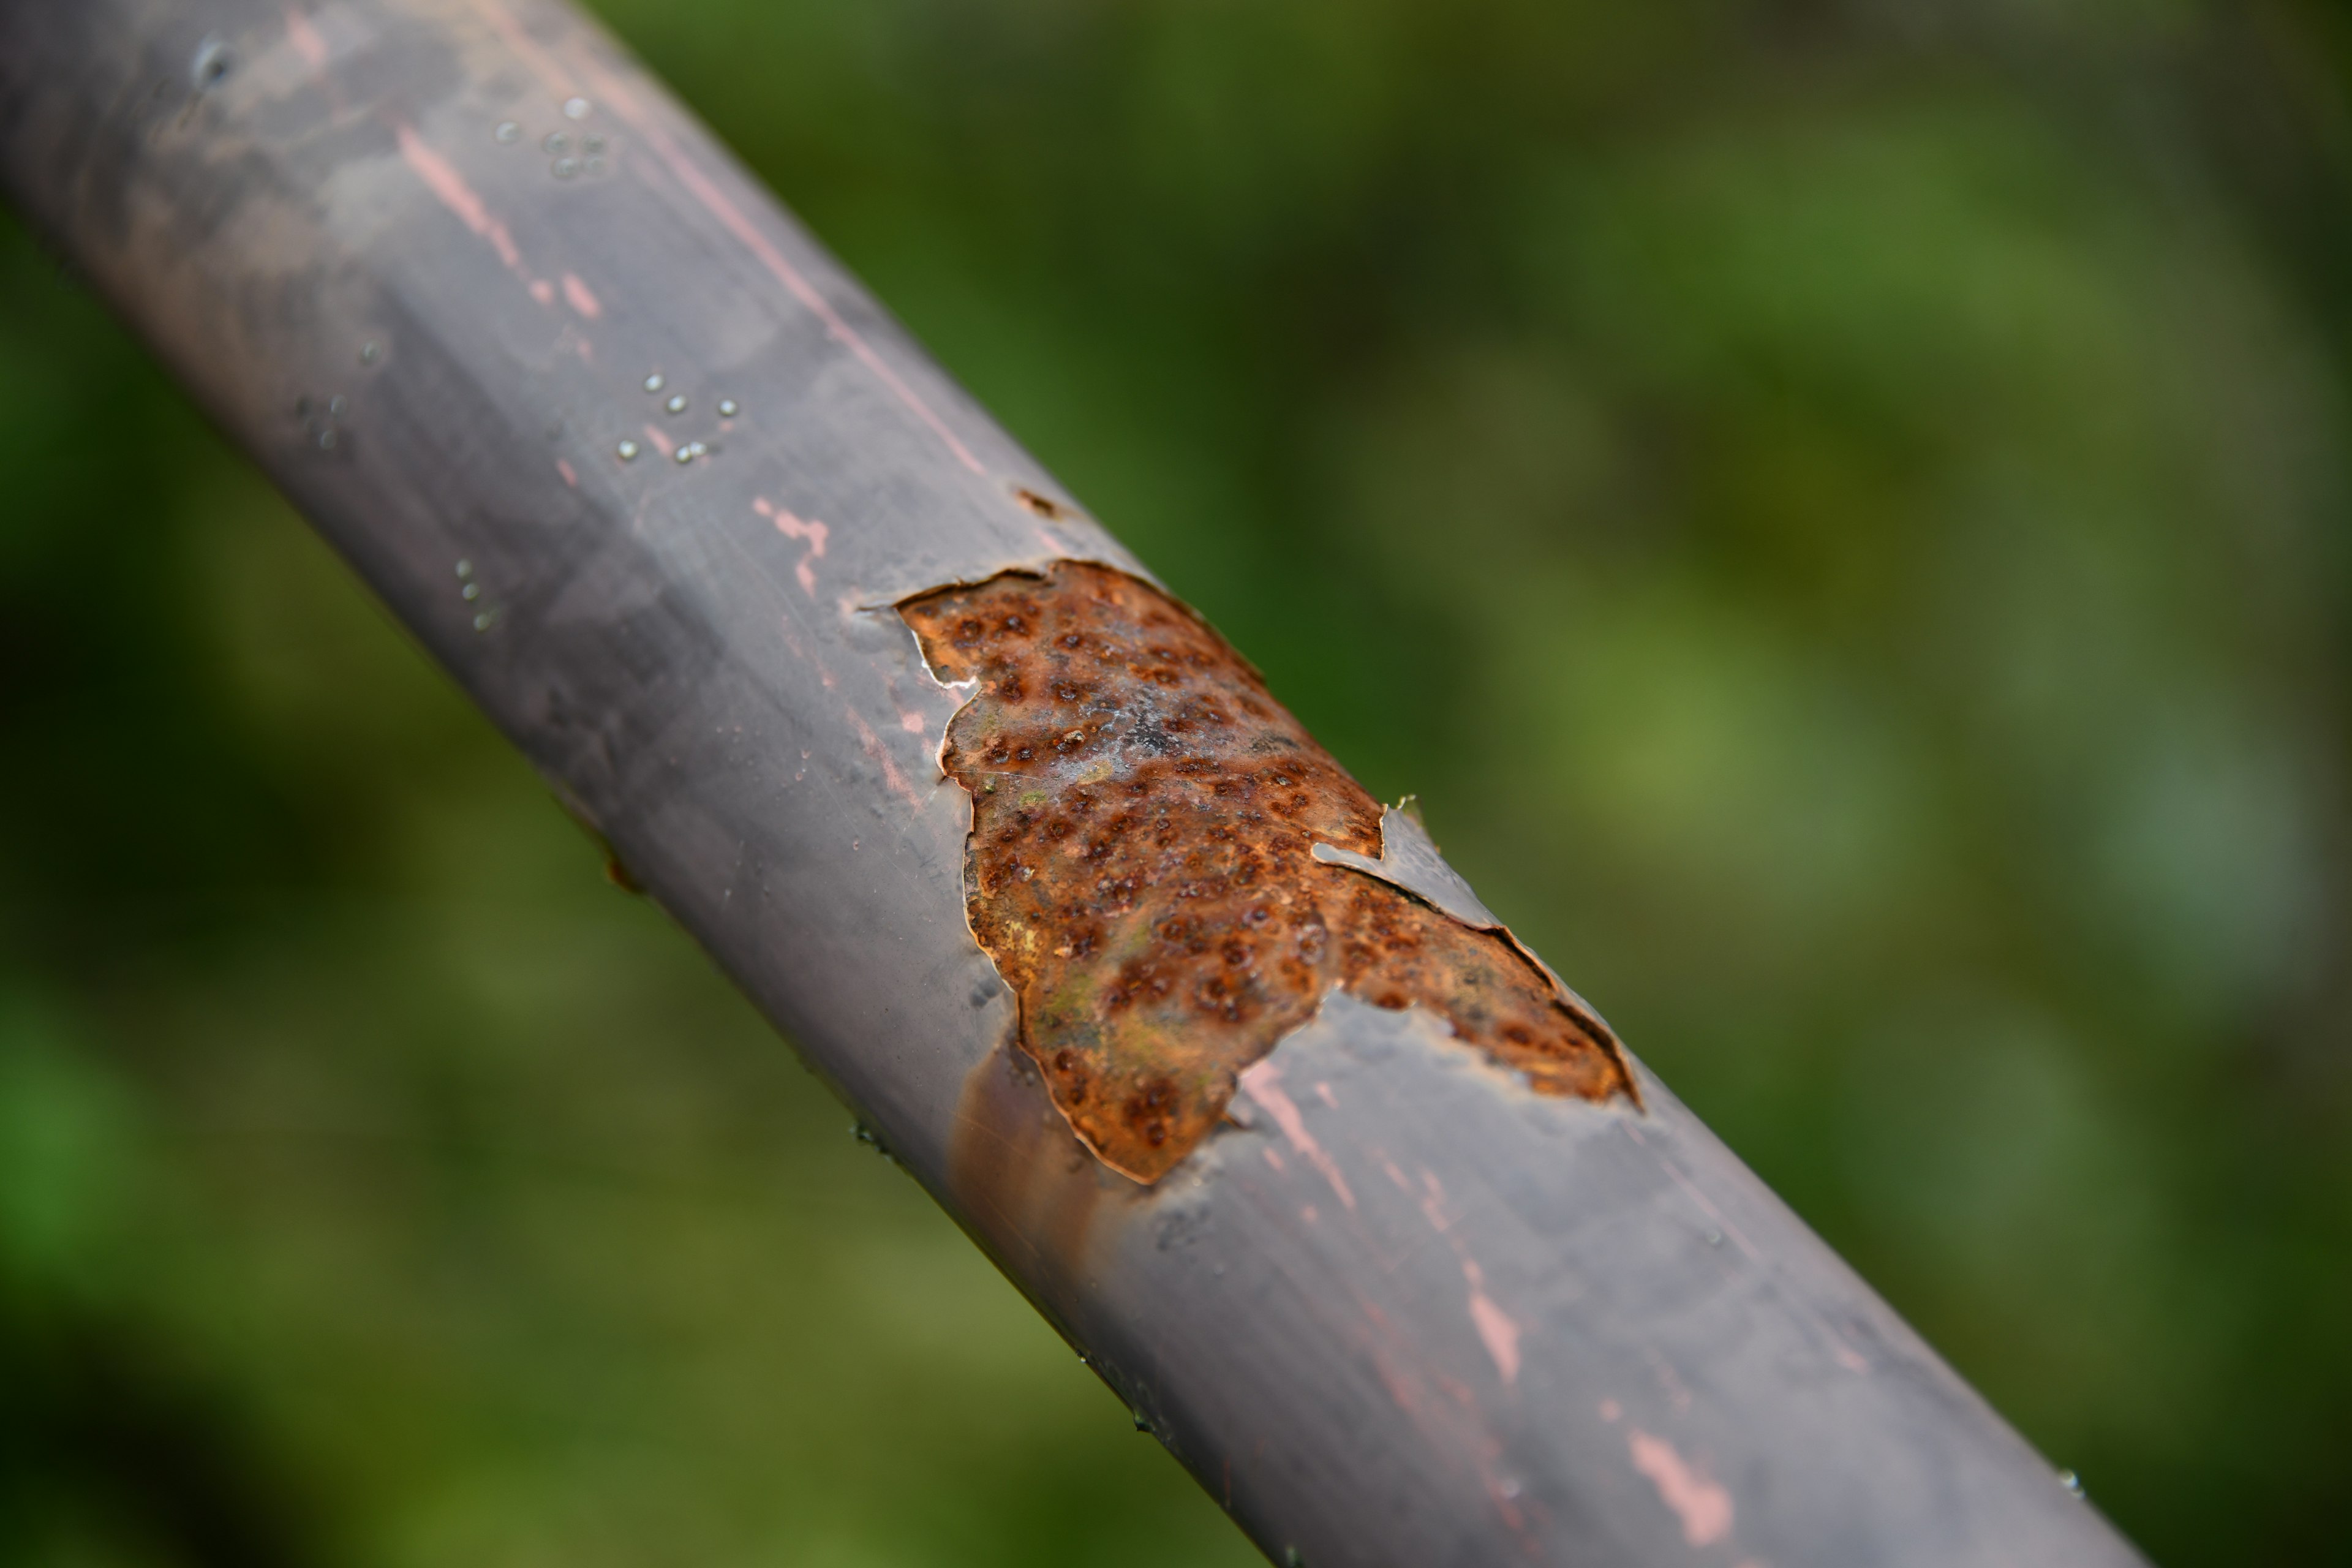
(903, 562, 1632, 1183)
(1011, 485, 1079, 521)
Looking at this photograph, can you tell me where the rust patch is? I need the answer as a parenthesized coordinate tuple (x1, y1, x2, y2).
(903, 562, 1633, 1183)
(1011, 484, 1078, 521)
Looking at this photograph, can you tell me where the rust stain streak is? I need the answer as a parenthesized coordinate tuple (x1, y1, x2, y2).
(903, 562, 1634, 1183)
(948, 1044, 1117, 1287)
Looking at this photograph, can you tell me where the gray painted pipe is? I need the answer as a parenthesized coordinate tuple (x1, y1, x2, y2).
(0, 2, 2148, 1563)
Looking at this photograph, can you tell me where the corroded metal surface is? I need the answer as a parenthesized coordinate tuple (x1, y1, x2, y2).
(903, 563, 1634, 1182)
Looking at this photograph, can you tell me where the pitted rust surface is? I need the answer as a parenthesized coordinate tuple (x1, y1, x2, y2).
(903, 562, 1633, 1182)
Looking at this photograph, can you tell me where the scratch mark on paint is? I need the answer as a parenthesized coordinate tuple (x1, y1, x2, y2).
(286, 7, 329, 69)
(556, 458, 577, 487)
(845, 707, 922, 808)
(562, 272, 602, 317)
(1262, 1146, 1286, 1173)
(397, 124, 523, 273)
(1419, 1168, 1452, 1233)
(1651, 1148, 1762, 1261)
(643, 423, 674, 459)
(468, 0, 577, 96)
(1239, 1060, 1355, 1211)
(1629, 1430, 1733, 1548)
(1645, 1348, 1695, 1415)
(1462, 1257, 1521, 1385)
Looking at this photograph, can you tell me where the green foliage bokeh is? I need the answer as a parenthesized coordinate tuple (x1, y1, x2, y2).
(4, 1, 2350, 1564)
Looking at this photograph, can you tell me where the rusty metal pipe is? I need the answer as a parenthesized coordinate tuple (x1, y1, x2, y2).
(0, 2, 2148, 1563)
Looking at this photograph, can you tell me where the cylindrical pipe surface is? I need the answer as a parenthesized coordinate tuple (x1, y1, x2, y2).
(0, 3, 2146, 1564)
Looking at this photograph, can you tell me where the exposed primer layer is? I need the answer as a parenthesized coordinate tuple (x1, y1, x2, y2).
(903, 562, 1632, 1182)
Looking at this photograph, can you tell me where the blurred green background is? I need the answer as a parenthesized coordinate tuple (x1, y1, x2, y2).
(4, 0, 2350, 1563)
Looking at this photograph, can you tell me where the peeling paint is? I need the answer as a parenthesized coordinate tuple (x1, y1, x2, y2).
(902, 562, 1634, 1182)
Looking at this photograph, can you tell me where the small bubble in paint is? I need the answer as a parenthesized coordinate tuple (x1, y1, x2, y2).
(190, 37, 232, 90)
(643, 372, 665, 393)
(543, 130, 570, 154)
(359, 340, 381, 364)
(665, 394, 688, 415)
(494, 121, 521, 144)
(462, 582, 480, 601)
(616, 439, 640, 462)
(455, 560, 473, 578)
(551, 157, 578, 179)
(582, 133, 606, 154)
(717, 398, 739, 418)
(563, 96, 592, 120)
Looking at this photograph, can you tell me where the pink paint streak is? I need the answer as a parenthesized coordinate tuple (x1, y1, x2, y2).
(643, 423, 675, 459)
(754, 497, 830, 596)
(1629, 1431, 1733, 1548)
(562, 273, 602, 317)
(286, 8, 329, 69)
(1462, 1259, 1521, 1385)
(1238, 1061, 1355, 1210)
(556, 459, 578, 488)
(397, 124, 523, 274)
(529, 278, 554, 305)
(899, 711, 927, 734)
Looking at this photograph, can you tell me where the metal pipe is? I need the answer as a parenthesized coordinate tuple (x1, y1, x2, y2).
(0, 2, 2147, 1562)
